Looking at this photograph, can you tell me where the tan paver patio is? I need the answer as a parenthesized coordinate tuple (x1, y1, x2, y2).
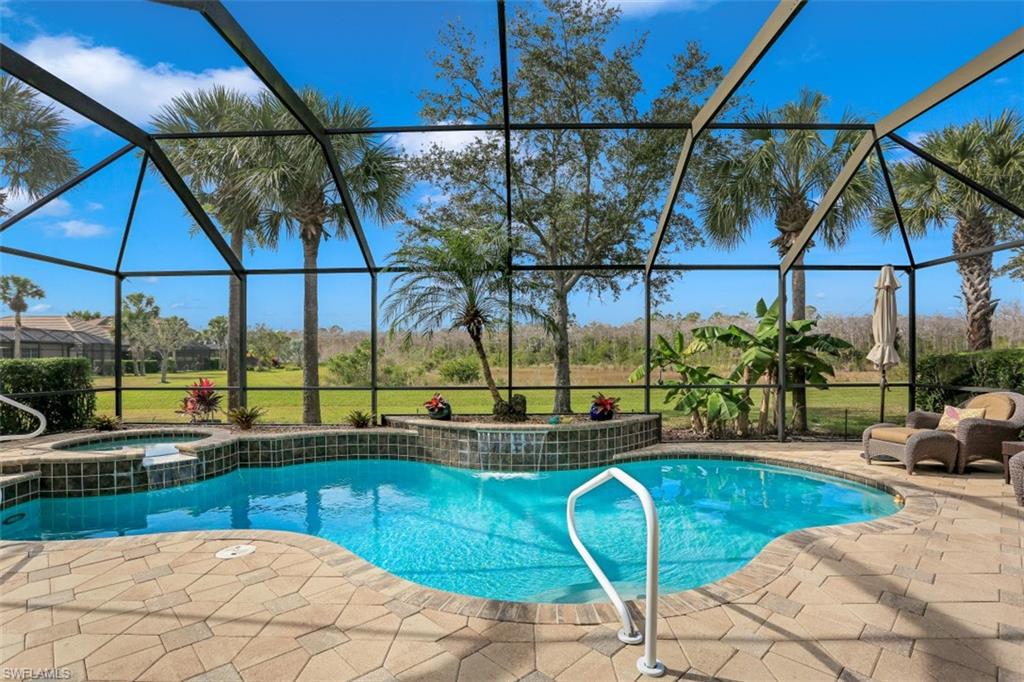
(1, 443, 1021, 681)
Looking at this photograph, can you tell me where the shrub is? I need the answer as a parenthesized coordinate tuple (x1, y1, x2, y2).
(493, 394, 528, 423)
(326, 342, 371, 385)
(227, 406, 266, 430)
(346, 410, 373, 428)
(176, 378, 223, 423)
(917, 349, 1024, 412)
(0, 358, 96, 433)
(438, 356, 481, 384)
(91, 414, 121, 432)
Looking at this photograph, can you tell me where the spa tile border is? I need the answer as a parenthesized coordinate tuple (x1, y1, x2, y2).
(386, 413, 660, 470)
(0, 470, 40, 510)
(0, 447, 937, 624)
(1, 418, 659, 497)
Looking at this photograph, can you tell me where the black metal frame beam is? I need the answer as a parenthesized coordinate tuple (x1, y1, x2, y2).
(116, 153, 149, 273)
(875, 144, 915, 268)
(646, 0, 807, 276)
(0, 144, 134, 232)
(497, 0, 515, 404)
(0, 44, 244, 277)
(162, 0, 377, 271)
(0, 246, 116, 276)
(148, 121, 872, 141)
(888, 132, 1024, 220)
(781, 27, 1024, 275)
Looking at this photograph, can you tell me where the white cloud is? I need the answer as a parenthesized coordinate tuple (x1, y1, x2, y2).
(391, 125, 491, 156)
(29, 303, 52, 312)
(815, 292, 826, 299)
(611, 0, 710, 18)
(47, 219, 109, 238)
(85, 201, 104, 211)
(417, 191, 450, 205)
(16, 34, 265, 127)
(4, 191, 72, 218)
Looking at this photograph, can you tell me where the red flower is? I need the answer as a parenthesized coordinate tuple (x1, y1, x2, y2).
(591, 392, 619, 416)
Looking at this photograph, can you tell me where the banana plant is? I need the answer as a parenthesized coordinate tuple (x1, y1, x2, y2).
(633, 298, 852, 437)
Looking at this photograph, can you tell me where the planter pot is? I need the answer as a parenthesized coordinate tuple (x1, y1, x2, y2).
(589, 406, 614, 421)
(428, 405, 452, 421)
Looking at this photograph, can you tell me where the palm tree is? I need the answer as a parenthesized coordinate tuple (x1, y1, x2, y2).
(874, 110, 1024, 350)
(243, 90, 406, 424)
(0, 75, 80, 216)
(151, 87, 265, 407)
(0, 275, 45, 358)
(696, 90, 881, 431)
(383, 207, 512, 407)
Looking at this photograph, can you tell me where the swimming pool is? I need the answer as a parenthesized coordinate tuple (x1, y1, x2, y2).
(0, 458, 899, 603)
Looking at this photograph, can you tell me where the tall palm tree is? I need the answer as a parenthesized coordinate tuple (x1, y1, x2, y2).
(0, 275, 45, 358)
(696, 90, 881, 431)
(151, 87, 265, 408)
(244, 90, 406, 424)
(383, 208, 513, 406)
(874, 110, 1024, 350)
(0, 74, 80, 216)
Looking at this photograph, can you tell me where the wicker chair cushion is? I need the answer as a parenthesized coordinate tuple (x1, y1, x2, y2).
(937, 406, 986, 431)
(871, 427, 922, 444)
(966, 393, 1015, 421)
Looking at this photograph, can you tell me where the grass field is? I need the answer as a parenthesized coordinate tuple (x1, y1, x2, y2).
(94, 366, 908, 438)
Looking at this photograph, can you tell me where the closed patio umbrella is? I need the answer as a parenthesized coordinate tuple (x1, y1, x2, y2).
(866, 265, 901, 423)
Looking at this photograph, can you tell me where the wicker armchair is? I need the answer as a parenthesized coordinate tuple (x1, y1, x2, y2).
(863, 392, 1024, 475)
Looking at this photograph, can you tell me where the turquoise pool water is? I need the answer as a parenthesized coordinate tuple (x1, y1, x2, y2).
(63, 435, 203, 451)
(0, 459, 899, 602)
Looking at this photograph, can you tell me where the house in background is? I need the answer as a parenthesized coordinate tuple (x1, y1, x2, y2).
(0, 315, 115, 373)
(0, 315, 217, 375)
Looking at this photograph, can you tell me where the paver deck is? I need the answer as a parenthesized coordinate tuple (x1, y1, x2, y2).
(1, 443, 1021, 681)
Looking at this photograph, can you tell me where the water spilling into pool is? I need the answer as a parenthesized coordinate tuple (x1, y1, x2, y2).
(0, 458, 899, 602)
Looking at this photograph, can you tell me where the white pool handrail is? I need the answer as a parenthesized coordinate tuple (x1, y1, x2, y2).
(566, 466, 664, 677)
(0, 394, 46, 442)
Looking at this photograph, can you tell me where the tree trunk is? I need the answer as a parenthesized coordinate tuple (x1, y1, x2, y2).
(160, 356, 169, 384)
(13, 312, 21, 359)
(227, 230, 244, 410)
(301, 231, 322, 425)
(551, 284, 572, 414)
(790, 250, 808, 432)
(469, 329, 502, 406)
(774, 201, 811, 433)
(954, 216, 997, 350)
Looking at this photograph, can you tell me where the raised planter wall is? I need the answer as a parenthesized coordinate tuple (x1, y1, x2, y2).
(384, 414, 661, 470)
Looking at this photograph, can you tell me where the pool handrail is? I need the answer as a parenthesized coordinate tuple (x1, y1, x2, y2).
(0, 394, 46, 442)
(566, 466, 665, 677)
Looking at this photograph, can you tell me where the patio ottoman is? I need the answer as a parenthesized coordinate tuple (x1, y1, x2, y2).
(863, 424, 959, 475)
(1011, 452, 1024, 507)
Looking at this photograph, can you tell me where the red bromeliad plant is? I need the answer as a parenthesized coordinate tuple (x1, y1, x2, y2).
(177, 378, 223, 423)
(590, 393, 619, 421)
(423, 392, 452, 420)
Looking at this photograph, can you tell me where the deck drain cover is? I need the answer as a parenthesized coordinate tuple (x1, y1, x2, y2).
(215, 544, 256, 559)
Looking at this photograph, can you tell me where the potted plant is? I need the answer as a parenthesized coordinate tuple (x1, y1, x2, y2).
(424, 392, 452, 421)
(177, 378, 223, 424)
(590, 393, 619, 421)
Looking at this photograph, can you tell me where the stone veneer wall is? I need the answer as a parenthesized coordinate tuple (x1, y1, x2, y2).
(0, 415, 660, 499)
(384, 414, 661, 470)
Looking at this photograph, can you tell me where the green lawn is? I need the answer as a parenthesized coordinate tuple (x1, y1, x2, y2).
(95, 367, 906, 438)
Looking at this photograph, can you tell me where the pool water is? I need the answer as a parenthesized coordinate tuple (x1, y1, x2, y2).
(0, 459, 899, 602)
(63, 435, 203, 452)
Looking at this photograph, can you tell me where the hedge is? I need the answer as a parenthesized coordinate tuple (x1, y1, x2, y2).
(917, 348, 1024, 412)
(0, 358, 96, 433)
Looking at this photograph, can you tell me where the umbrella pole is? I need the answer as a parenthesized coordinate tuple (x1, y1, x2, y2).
(879, 367, 887, 424)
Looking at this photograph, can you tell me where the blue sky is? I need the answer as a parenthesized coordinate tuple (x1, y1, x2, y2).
(1, 0, 1022, 330)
